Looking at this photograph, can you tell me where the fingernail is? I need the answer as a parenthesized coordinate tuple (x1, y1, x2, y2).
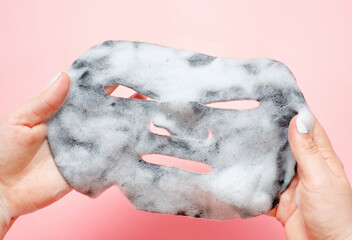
(296, 110, 314, 134)
(47, 72, 62, 88)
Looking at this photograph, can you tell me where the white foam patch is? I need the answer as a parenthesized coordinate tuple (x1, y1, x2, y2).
(47, 40, 309, 219)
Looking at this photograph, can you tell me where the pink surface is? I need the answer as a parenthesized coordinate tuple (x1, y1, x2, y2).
(1, 0, 351, 239)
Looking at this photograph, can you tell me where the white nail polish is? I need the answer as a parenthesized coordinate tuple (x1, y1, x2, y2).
(296, 109, 314, 134)
(47, 72, 62, 88)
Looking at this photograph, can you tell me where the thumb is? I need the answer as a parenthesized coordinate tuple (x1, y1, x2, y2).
(288, 111, 330, 182)
(11, 72, 70, 127)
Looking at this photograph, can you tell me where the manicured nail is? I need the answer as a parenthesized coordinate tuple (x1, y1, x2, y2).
(47, 72, 62, 88)
(296, 110, 314, 134)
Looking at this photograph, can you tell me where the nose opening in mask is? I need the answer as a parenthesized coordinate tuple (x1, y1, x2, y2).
(149, 122, 172, 137)
(141, 154, 212, 174)
(204, 100, 260, 110)
(104, 84, 154, 100)
(207, 129, 214, 139)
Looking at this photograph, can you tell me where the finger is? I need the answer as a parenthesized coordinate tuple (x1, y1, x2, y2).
(285, 209, 309, 239)
(104, 85, 119, 95)
(311, 118, 345, 175)
(265, 207, 277, 217)
(10, 72, 70, 127)
(268, 174, 299, 224)
(288, 114, 330, 183)
(311, 118, 339, 159)
(129, 92, 147, 100)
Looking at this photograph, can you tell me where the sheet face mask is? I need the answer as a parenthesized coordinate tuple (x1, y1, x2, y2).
(47, 40, 310, 219)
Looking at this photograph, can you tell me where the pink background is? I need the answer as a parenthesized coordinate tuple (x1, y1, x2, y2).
(1, 0, 351, 239)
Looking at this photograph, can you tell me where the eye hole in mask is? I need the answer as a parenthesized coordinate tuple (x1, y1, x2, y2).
(104, 84, 154, 100)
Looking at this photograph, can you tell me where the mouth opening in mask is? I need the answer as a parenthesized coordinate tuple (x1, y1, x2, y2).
(141, 153, 212, 174)
(204, 99, 260, 110)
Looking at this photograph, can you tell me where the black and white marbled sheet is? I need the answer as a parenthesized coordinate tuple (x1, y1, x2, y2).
(47, 40, 309, 219)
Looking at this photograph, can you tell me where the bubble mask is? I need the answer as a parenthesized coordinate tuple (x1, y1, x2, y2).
(47, 40, 309, 219)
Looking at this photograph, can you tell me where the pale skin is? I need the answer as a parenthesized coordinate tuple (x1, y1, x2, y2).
(0, 73, 351, 239)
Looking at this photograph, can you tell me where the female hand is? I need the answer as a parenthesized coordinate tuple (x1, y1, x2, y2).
(0, 73, 72, 238)
(0, 75, 146, 239)
(268, 114, 352, 240)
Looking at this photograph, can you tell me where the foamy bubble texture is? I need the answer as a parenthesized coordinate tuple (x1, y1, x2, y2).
(47, 40, 309, 219)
